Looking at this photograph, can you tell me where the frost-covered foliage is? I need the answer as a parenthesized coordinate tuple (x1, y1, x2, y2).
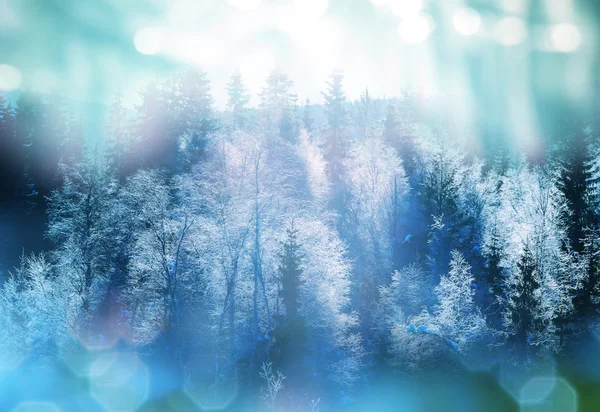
(1, 68, 600, 408)
(430, 251, 487, 352)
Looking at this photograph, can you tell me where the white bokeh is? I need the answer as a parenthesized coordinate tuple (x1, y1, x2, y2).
(453, 8, 481, 36)
(134, 27, 163, 55)
(398, 14, 434, 44)
(0, 64, 22, 91)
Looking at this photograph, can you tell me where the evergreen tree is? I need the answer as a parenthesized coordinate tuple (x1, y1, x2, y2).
(354, 88, 376, 139)
(505, 244, 545, 360)
(302, 99, 313, 133)
(0, 96, 16, 201)
(321, 70, 350, 217)
(13, 92, 43, 211)
(383, 100, 417, 179)
(322, 69, 347, 157)
(105, 92, 129, 177)
(271, 224, 307, 387)
(134, 81, 168, 169)
(260, 69, 297, 141)
(172, 70, 218, 167)
(555, 125, 598, 252)
(226, 71, 250, 129)
(434, 251, 486, 352)
(573, 228, 600, 327)
(483, 220, 506, 328)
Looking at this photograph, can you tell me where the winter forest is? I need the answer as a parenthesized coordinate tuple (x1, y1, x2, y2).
(2, 0, 600, 411)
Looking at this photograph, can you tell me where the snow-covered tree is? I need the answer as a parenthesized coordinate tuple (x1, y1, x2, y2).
(431, 251, 486, 352)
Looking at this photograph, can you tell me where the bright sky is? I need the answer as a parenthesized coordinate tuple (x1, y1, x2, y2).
(0, 0, 596, 115)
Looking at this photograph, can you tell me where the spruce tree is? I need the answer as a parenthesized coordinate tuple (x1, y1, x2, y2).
(0, 96, 16, 201)
(271, 224, 307, 386)
(555, 125, 598, 252)
(226, 71, 250, 129)
(321, 70, 350, 216)
(321, 69, 347, 157)
(573, 228, 600, 325)
(302, 99, 313, 133)
(105, 92, 129, 177)
(506, 245, 545, 360)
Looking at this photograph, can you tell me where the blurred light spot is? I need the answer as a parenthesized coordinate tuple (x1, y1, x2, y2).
(520, 376, 557, 404)
(370, 0, 388, 5)
(167, 33, 224, 69)
(0, 346, 26, 372)
(549, 23, 581, 52)
(0, 1, 19, 29)
(388, 0, 422, 19)
(520, 377, 577, 412)
(184, 360, 239, 410)
(0, 64, 22, 91)
(11, 402, 61, 412)
(294, 0, 328, 19)
(494, 17, 527, 46)
(502, 0, 528, 14)
(59, 344, 105, 377)
(545, 0, 574, 21)
(89, 352, 149, 412)
(226, 0, 262, 10)
(453, 8, 481, 36)
(397, 14, 434, 44)
(70, 325, 120, 351)
(134, 27, 162, 55)
(498, 360, 556, 403)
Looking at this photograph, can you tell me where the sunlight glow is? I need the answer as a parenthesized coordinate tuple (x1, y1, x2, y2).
(397, 14, 434, 44)
(549, 23, 582, 52)
(388, 0, 422, 19)
(453, 8, 481, 36)
(11, 402, 61, 412)
(134, 27, 162, 55)
(166, 32, 224, 69)
(226, 0, 262, 10)
(502, 0, 528, 14)
(0, 64, 22, 91)
(494, 17, 527, 46)
(293, 0, 328, 19)
(545, 0, 574, 21)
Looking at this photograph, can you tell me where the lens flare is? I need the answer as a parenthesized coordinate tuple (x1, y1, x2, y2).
(453, 8, 481, 36)
(226, 0, 262, 10)
(550, 23, 582, 52)
(294, 0, 328, 19)
(134, 27, 162, 55)
(494, 17, 527, 46)
(388, 0, 422, 19)
(398, 14, 434, 44)
(0, 64, 22, 91)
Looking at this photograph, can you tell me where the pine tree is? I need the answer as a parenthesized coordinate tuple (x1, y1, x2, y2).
(484, 221, 506, 328)
(105, 92, 129, 176)
(271, 224, 307, 387)
(321, 70, 350, 217)
(383, 100, 417, 179)
(354, 88, 376, 139)
(505, 244, 545, 360)
(555, 125, 598, 252)
(434, 250, 486, 352)
(0, 96, 16, 201)
(173, 70, 217, 167)
(260, 70, 297, 141)
(226, 71, 250, 129)
(573, 228, 600, 326)
(322, 69, 347, 157)
(302, 99, 313, 133)
(13, 92, 43, 211)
